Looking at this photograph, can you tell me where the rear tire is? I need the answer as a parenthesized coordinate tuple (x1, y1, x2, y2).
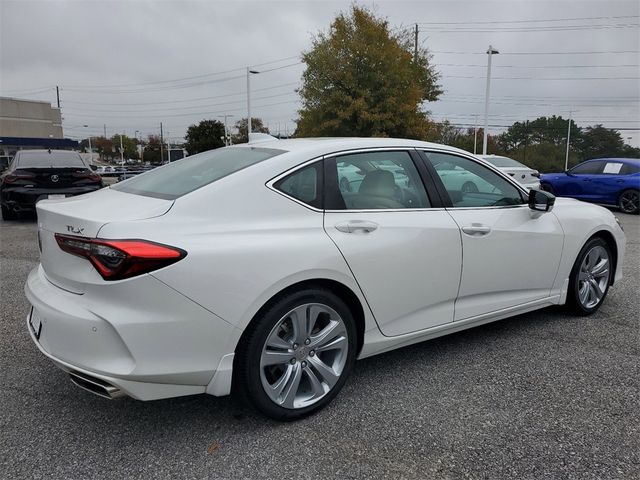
(566, 237, 612, 316)
(235, 288, 357, 421)
(1, 204, 18, 221)
(617, 189, 639, 215)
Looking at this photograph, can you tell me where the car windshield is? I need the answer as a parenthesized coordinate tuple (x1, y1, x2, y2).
(17, 151, 86, 168)
(483, 156, 526, 168)
(112, 146, 286, 200)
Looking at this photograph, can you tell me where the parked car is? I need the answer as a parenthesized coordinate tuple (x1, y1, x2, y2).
(25, 137, 625, 420)
(1, 150, 103, 220)
(432, 159, 495, 194)
(540, 158, 640, 214)
(0, 155, 12, 173)
(480, 155, 541, 190)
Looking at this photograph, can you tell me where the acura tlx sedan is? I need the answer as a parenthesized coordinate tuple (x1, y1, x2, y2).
(25, 136, 625, 420)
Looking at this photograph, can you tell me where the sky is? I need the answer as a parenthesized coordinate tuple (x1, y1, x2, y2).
(1, 0, 638, 147)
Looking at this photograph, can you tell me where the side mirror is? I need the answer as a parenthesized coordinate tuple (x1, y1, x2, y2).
(529, 189, 555, 212)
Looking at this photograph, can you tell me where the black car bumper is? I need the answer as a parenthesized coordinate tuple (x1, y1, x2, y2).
(1, 185, 103, 211)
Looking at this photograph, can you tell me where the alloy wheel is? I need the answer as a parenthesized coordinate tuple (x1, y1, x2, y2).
(577, 245, 610, 309)
(259, 303, 349, 409)
(619, 190, 639, 214)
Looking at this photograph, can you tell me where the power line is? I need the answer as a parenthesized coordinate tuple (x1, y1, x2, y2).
(430, 50, 639, 55)
(436, 63, 639, 69)
(417, 15, 639, 25)
(418, 22, 639, 33)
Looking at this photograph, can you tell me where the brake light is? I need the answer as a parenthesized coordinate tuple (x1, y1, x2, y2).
(54, 234, 186, 280)
(3, 173, 36, 183)
(72, 171, 102, 182)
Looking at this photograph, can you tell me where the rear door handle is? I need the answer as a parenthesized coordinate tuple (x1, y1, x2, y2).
(462, 224, 491, 236)
(335, 220, 379, 234)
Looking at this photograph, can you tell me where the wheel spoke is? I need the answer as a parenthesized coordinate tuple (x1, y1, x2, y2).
(303, 365, 327, 399)
(268, 364, 295, 398)
(308, 355, 340, 388)
(589, 278, 603, 297)
(309, 320, 345, 349)
(261, 349, 293, 367)
(315, 334, 347, 353)
(266, 333, 293, 351)
(280, 363, 303, 408)
(579, 282, 590, 305)
(591, 258, 609, 277)
(289, 305, 311, 344)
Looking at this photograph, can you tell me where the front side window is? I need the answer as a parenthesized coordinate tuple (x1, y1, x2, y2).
(424, 152, 524, 208)
(325, 151, 430, 210)
(113, 146, 285, 200)
(570, 161, 605, 175)
(602, 162, 624, 175)
(620, 162, 640, 175)
(274, 162, 322, 209)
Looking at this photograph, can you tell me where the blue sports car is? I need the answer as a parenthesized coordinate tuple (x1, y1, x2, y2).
(540, 158, 640, 214)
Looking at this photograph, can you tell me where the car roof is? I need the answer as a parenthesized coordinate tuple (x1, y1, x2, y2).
(584, 157, 640, 164)
(239, 137, 471, 158)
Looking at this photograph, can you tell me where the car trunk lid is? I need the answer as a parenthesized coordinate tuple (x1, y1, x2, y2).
(36, 187, 173, 293)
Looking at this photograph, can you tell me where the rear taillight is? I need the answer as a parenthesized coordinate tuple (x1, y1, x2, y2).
(72, 171, 102, 182)
(3, 173, 36, 183)
(531, 171, 540, 178)
(54, 234, 186, 280)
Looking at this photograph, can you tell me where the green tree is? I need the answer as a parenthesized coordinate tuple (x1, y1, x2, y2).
(296, 6, 441, 138)
(93, 136, 114, 160)
(578, 125, 628, 159)
(232, 117, 269, 144)
(110, 134, 138, 160)
(184, 119, 226, 154)
(143, 135, 166, 164)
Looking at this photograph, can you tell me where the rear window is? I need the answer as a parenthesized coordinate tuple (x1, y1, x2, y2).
(482, 156, 526, 168)
(112, 146, 285, 200)
(17, 151, 86, 168)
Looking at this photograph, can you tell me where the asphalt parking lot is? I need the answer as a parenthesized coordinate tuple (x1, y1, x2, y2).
(1, 212, 638, 480)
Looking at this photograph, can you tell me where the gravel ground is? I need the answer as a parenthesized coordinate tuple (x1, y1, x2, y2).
(0, 212, 638, 480)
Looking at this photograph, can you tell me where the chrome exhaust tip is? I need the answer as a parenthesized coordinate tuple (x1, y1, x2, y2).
(68, 371, 125, 399)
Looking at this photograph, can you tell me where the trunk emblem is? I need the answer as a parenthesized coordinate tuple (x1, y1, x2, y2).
(66, 225, 84, 235)
(51, 174, 59, 182)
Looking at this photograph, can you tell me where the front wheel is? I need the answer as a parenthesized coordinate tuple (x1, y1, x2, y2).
(617, 189, 639, 214)
(566, 237, 612, 315)
(235, 288, 357, 420)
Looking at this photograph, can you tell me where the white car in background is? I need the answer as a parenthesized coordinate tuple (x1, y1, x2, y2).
(480, 155, 541, 190)
(25, 136, 624, 420)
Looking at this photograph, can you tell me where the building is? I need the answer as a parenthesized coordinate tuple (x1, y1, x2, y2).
(0, 97, 77, 157)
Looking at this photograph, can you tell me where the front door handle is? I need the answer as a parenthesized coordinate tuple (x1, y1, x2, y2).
(335, 220, 379, 234)
(462, 224, 491, 236)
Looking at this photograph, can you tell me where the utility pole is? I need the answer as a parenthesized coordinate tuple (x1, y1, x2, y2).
(473, 114, 479, 154)
(103, 124, 107, 138)
(160, 122, 164, 163)
(414, 24, 419, 62)
(56, 86, 60, 108)
(246, 68, 260, 140)
(483, 45, 499, 155)
(218, 114, 233, 146)
(119, 133, 124, 163)
(565, 111, 573, 171)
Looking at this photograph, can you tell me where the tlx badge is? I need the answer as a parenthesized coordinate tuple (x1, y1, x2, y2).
(66, 225, 84, 235)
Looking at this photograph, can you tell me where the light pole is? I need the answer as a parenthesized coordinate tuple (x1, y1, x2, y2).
(218, 114, 234, 146)
(83, 125, 93, 163)
(473, 114, 479, 155)
(246, 68, 260, 139)
(119, 133, 124, 163)
(565, 111, 573, 171)
(483, 45, 499, 155)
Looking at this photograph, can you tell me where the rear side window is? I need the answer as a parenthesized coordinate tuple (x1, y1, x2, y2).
(273, 162, 323, 209)
(571, 161, 604, 174)
(17, 151, 86, 168)
(620, 162, 640, 175)
(113, 147, 285, 200)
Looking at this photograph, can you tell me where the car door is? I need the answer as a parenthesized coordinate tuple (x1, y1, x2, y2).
(587, 160, 629, 204)
(420, 150, 564, 321)
(562, 160, 606, 200)
(323, 149, 462, 337)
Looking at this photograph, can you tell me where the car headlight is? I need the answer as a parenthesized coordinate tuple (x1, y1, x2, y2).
(615, 216, 624, 232)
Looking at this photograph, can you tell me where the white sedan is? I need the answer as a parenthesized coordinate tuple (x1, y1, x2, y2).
(26, 136, 625, 420)
(480, 154, 541, 190)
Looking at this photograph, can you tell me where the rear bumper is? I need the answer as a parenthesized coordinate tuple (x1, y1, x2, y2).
(2, 185, 102, 210)
(25, 265, 239, 400)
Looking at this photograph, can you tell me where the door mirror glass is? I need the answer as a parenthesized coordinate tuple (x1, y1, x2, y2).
(528, 189, 555, 212)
